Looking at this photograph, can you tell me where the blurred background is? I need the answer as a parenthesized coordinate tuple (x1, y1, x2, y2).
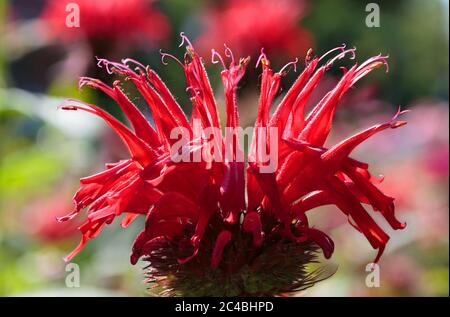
(0, 0, 448, 296)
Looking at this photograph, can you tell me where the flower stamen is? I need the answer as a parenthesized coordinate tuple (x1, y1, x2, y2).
(318, 44, 347, 62)
(179, 32, 194, 49)
(159, 49, 184, 67)
(325, 47, 357, 69)
(255, 48, 269, 69)
(278, 58, 299, 75)
(224, 44, 236, 65)
(122, 58, 147, 72)
(211, 49, 227, 69)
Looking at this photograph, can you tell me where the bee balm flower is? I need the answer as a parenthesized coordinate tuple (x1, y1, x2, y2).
(58, 34, 406, 296)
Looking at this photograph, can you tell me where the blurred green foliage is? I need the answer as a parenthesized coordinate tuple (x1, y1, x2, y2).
(0, 1, 7, 88)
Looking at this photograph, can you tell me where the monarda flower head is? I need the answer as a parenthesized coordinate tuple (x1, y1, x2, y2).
(58, 33, 406, 296)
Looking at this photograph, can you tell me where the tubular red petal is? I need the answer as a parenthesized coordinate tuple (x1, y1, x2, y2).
(216, 50, 248, 220)
(279, 46, 354, 141)
(60, 101, 155, 165)
(296, 226, 335, 259)
(351, 55, 389, 85)
(112, 84, 160, 148)
(121, 213, 140, 228)
(321, 114, 407, 172)
(63, 234, 88, 262)
(79, 76, 160, 148)
(246, 170, 265, 211)
(220, 55, 249, 129)
(269, 58, 319, 132)
(299, 65, 357, 145)
(290, 190, 334, 218)
(343, 164, 406, 230)
(220, 162, 246, 224)
(126, 75, 182, 148)
(254, 58, 281, 128)
(86, 174, 143, 223)
(57, 160, 136, 222)
(64, 216, 109, 262)
(300, 55, 390, 146)
(250, 55, 282, 166)
(96, 58, 189, 147)
(247, 163, 290, 228)
(147, 69, 191, 131)
(183, 42, 221, 129)
(325, 176, 390, 254)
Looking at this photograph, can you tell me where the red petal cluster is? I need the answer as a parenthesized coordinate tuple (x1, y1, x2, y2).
(59, 34, 406, 267)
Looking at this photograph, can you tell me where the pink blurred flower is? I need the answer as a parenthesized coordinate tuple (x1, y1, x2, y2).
(40, 0, 170, 46)
(195, 0, 313, 59)
(23, 191, 80, 242)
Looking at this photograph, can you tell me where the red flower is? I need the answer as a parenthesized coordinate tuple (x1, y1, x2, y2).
(59, 34, 406, 271)
(40, 0, 170, 45)
(196, 0, 313, 59)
